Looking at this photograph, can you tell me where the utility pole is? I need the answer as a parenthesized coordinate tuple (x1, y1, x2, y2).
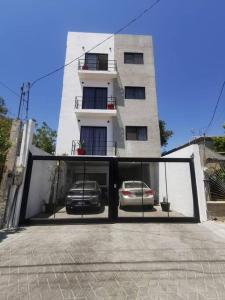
(17, 83, 25, 120)
(17, 82, 31, 121)
(1, 81, 31, 229)
(203, 132, 206, 165)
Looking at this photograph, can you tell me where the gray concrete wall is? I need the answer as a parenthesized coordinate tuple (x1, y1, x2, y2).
(113, 34, 161, 157)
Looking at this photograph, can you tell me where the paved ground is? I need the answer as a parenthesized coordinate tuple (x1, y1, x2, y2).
(1, 221, 225, 299)
(33, 205, 182, 220)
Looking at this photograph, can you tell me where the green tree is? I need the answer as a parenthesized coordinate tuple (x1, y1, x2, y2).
(159, 120, 174, 148)
(0, 98, 11, 164)
(33, 122, 57, 155)
(213, 124, 225, 153)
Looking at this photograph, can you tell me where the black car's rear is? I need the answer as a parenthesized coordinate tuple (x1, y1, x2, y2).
(65, 181, 102, 213)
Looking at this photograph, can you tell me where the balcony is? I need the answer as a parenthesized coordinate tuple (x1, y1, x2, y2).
(74, 96, 117, 117)
(71, 140, 118, 156)
(78, 59, 117, 80)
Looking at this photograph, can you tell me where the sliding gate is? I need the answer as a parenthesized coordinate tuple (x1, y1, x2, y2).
(19, 154, 200, 224)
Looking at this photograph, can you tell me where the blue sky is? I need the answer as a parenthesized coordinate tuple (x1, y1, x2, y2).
(1, 0, 225, 150)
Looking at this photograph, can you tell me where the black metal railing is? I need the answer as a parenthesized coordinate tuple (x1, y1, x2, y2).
(74, 96, 117, 110)
(71, 140, 118, 156)
(78, 59, 117, 72)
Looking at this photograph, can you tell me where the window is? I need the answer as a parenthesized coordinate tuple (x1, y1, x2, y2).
(125, 87, 145, 99)
(85, 53, 108, 71)
(82, 87, 107, 109)
(75, 173, 107, 186)
(124, 52, 144, 64)
(80, 126, 107, 155)
(125, 182, 148, 189)
(126, 127, 147, 141)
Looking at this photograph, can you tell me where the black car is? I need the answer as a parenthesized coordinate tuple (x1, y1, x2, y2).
(65, 181, 102, 214)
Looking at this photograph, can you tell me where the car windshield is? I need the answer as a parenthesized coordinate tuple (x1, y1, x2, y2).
(73, 182, 96, 189)
(124, 182, 148, 189)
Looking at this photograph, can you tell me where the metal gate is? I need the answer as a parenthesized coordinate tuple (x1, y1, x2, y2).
(205, 159, 225, 201)
(19, 154, 200, 224)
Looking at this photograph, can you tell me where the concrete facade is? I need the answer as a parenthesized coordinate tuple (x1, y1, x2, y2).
(56, 32, 161, 157)
(113, 34, 160, 157)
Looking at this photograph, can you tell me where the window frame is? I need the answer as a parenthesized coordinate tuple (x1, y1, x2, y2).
(125, 126, 148, 141)
(124, 52, 144, 64)
(125, 86, 146, 100)
(84, 53, 108, 71)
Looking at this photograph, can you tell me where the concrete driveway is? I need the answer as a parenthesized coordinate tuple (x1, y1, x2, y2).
(32, 205, 182, 220)
(1, 221, 225, 300)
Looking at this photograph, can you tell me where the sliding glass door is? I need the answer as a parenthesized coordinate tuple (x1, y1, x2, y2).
(82, 87, 107, 109)
(85, 53, 108, 70)
(80, 126, 107, 156)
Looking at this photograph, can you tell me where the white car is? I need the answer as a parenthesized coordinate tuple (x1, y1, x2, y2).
(119, 181, 154, 208)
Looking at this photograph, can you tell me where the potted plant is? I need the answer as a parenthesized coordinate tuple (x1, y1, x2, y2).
(42, 200, 54, 214)
(77, 140, 86, 155)
(107, 103, 115, 110)
(82, 64, 88, 70)
(160, 196, 170, 212)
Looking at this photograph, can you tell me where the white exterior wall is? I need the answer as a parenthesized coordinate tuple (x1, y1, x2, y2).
(25, 145, 56, 219)
(159, 162, 194, 217)
(56, 32, 115, 155)
(163, 145, 207, 222)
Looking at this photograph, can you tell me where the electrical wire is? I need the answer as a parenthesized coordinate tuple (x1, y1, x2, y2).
(0, 80, 20, 97)
(31, 0, 161, 88)
(205, 80, 225, 134)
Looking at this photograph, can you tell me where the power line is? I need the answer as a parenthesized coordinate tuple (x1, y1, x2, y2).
(205, 80, 225, 134)
(31, 0, 161, 88)
(0, 80, 20, 97)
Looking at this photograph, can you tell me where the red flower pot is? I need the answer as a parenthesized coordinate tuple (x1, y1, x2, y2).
(82, 64, 88, 70)
(77, 148, 86, 155)
(107, 103, 114, 110)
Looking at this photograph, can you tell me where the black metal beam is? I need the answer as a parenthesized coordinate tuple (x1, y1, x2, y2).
(19, 152, 33, 225)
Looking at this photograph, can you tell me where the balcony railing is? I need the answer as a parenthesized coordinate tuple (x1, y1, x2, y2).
(78, 59, 117, 72)
(71, 140, 118, 156)
(75, 96, 117, 110)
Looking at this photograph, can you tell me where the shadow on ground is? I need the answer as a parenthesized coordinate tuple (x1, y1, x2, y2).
(0, 227, 26, 244)
(120, 206, 157, 212)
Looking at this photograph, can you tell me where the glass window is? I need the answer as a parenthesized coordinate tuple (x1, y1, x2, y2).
(83, 87, 107, 109)
(126, 127, 147, 141)
(124, 52, 144, 64)
(85, 53, 108, 70)
(72, 181, 96, 189)
(124, 181, 149, 189)
(125, 87, 145, 99)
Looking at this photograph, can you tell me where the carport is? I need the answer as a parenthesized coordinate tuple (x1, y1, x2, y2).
(19, 154, 200, 224)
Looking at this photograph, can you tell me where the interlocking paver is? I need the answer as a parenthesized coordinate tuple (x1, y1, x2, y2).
(1, 222, 225, 299)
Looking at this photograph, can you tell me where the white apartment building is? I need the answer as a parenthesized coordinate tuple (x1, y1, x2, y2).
(56, 32, 161, 157)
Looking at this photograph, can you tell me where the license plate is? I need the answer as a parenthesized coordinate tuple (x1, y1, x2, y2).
(135, 192, 143, 196)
